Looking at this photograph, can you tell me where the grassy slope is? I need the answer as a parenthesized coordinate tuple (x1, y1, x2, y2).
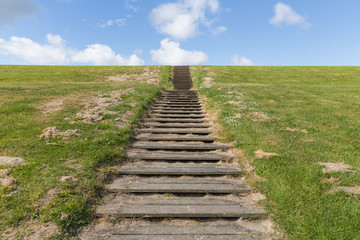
(0, 65, 172, 238)
(192, 66, 360, 240)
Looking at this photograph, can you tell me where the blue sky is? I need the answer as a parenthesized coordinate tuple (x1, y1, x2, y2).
(0, 0, 359, 66)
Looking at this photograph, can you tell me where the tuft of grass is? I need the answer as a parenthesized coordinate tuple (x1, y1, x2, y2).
(0, 65, 172, 238)
(192, 66, 360, 240)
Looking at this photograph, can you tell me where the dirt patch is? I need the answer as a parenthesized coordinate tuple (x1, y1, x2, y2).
(0, 156, 25, 166)
(254, 150, 280, 159)
(242, 192, 267, 203)
(328, 186, 360, 195)
(238, 219, 274, 235)
(318, 162, 352, 173)
(106, 67, 161, 85)
(321, 177, 341, 184)
(247, 112, 271, 122)
(280, 127, 308, 133)
(1, 220, 59, 240)
(202, 77, 213, 87)
(0, 176, 16, 187)
(39, 99, 63, 114)
(39, 126, 81, 139)
(76, 89, 132, 124)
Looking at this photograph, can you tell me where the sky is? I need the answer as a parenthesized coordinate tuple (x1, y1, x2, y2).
(0, 0, 360, 66)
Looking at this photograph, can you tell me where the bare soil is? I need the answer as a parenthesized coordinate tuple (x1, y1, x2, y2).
(254, 150, 280, 159)
(318, 162, 352, 173)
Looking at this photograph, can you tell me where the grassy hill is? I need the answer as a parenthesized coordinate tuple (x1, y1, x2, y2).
(0, 65, 172, 239)
(192, 66, 360, 240)
(1, 65, 359, 239)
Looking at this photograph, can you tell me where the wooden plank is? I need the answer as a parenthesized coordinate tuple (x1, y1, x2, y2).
(127, 151, 229, 161)
(111, 177, 242, 184)
(131, 142, 229, 150)
(139, 128, 212, 134)
(108, 181, 250, 193)
(143, 123, 210, 128)
(135, 134, 217, 142)
(80, 225, 269, 240)
(101, 195, 250, 205)
(144, 118, 206, 123)
(118, 167, 243, 175)
(152, 110, 203, 113)
(96, 204, 266, 218)
(151, 114, 206, 118)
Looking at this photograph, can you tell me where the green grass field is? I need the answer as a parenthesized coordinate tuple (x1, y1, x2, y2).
(192, 66, 360, 240)
(0, 65, 172, 239)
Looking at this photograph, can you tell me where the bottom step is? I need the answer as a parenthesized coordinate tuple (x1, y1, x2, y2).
(80, 225, 270, 240)
(95, 195, 267, 218)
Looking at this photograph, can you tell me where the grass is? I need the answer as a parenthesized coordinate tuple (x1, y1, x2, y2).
(0, 65, 172, 239)
(191, 66, 360, 240)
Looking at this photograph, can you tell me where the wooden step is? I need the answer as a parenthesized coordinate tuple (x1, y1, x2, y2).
(143, 123, 210, 128)
(153, 104, 201, 107)
(96, 202, 266, 218)
(145, 118, 207, 123)
(107, 178, 250, 193)
(151, 114, 206, 118)
(80, 225, 270, 240)
(131, 142, 229, 150)
(118, 164, 243, 175)
(127, 151, 230, 161)
(151, 110, 204, 114)
(135, 134, 217, 142)
(139, 128, 212, 134)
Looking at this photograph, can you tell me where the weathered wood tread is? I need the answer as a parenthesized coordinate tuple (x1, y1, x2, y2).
(140, 128, 212, 134)
(151, 114, 206, 118)
(151, 110, 204, 114)
(145, 118, 207, 123)
(135, 134, 217, 142)
(131, 142, 229, 150)
(118, 167, 243, 175)
(108, 179, 250, 193)
(127, 151, 230, 161)
(143, 123, 210, 128)
(96, 204, 266, 218)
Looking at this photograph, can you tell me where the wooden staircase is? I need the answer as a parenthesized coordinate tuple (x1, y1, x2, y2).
(80, 66, 270, 240)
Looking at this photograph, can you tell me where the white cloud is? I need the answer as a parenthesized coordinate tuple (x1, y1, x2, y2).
(150, 0, 224, 40)
(125, 0, 139, 12)
(212, 26, 227, 35)
(150, 38, 208, 65)
(72, 44, 143, 65)
(231, 55, 254, 66)
(0, 34, 144, 65)
(270, 2, 310, 28)
(0, 0, 38, 29)
(100, 18, 127, 28)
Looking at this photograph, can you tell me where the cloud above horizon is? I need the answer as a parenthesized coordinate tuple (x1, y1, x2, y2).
(150, 0, 226, 40)
(0, 34, 144, 65)
(0, 0, 38, 29)
(231, 55, 254, 66)
(150, 38, 208, 65)
(270, 2, 310, 28)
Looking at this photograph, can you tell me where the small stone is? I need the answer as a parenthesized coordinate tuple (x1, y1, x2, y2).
(39, 127, 60, 139)
(64, 117, 71, 121)
(254, 150, 280, 159)
(0, 156, 25, 166)
(60, 176, 76, 183)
